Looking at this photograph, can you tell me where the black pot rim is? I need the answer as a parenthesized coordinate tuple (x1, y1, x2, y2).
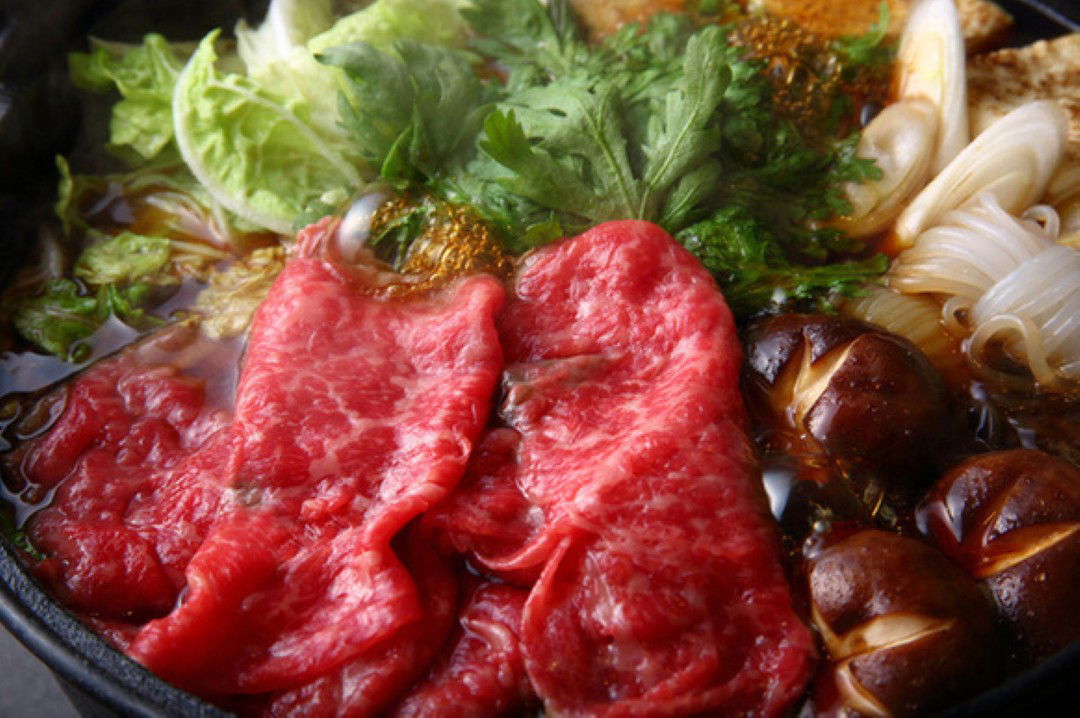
(0, 541, 229, 717)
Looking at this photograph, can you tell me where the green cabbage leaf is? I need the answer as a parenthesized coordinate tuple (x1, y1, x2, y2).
(172, 31, 363, 234)
(69, 34, 186, 164)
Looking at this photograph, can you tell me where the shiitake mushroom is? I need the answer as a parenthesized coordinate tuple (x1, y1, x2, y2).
(746, 314, 953, 481)
(745, 315, 956, 539)
(916, 449, 1080, 664)
(807, 530, 1002, 716)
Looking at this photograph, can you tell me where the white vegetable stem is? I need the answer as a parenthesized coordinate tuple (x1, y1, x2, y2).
(838, 99, 938, 238)
(893, 101, 1069, 247)
(895, 0, 968, 175)
(236, 0, 334, 75)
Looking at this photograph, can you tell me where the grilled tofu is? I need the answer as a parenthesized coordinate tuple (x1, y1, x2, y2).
(968, 33, 1080, 149)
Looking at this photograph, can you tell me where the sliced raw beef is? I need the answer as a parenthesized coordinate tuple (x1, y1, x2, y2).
(428, 428, 542, 585)
(393, 580, 533, 717)
(13, 217, 505, 702)
(431, 221, 814, 715)
(260, 526, 459, 717)
(524, 424, 814, 715)
(128, 252, 505, 694)
(16, 337, 231, 620)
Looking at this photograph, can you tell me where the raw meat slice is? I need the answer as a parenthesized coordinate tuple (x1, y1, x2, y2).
(432, 221, 814, 715)
(434, 221, 748, 571)
(18, 346, 230, 620)
(124, 429, 237, 582)
(261, 527, 459, 717)
(128, 255, 505, 694)
(393, 581, 533, 717)
(16, 348, 225, 489)
(524, 424, 814, 715)
(426, 428, 542, 585)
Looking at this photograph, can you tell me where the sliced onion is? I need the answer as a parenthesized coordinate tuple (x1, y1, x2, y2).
(1048, 162, 1080, 206)
(894, 101, 1069, 247)
(895, 0, 967, 174)
(1048, 162, 1080, 243)
(837, 99, 938, 238)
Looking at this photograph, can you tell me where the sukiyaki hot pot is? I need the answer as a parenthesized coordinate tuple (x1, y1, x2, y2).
(1, 0, 1079, 716)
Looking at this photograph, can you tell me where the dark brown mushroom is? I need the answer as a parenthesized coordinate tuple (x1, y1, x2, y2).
(745, 314, 953, 483)
(744, 314, 956, 544)
(916, 449, 1080, 663)
(807, 530, 1002, 716)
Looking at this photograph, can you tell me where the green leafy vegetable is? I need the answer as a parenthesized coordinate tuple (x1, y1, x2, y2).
(59, 0, 890, 323)
(325, 0, 890, 313)
(695, 0, 728, 14)
(480, 87, 638, 224)
(308, 0, 469, 55)
(321, 39, 491, 183)
(55, 155, 262, 257)
(462, 0, 588, 84)
(235, 0, 347, 146)
(13, 279, 161, 360)
(74, 232, 172, 285)
(367, 201, 431, 267)
(235, 0, 336, 77)
(173, 31, 363, 234)
(637, 27, 729, 223)
(69, 34, 186, 164)
(832, 2, 895, 69)
(54, 155, 81, 238)
(677, 208, 888, 318)
(477, 23, 731, 227)
(715, 129, 883, 262)
(238, 0, 472, 159)
(437, 20, 732, 237)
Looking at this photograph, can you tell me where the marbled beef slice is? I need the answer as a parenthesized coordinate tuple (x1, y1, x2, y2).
(17, 234, 506, 705)
(432, 220, 815, 716)
(128, 256, 505, 696)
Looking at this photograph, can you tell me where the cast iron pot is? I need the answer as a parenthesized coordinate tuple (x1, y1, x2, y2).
(1, 0, 1078, 715)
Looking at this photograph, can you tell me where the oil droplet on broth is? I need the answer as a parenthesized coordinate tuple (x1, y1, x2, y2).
(369, 197, 513, 296)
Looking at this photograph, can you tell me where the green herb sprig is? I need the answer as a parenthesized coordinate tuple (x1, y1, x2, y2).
(322, 0, 889, 317)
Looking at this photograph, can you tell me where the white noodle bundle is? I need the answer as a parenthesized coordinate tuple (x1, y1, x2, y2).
(891, 195, 1048, 302)
(890, 194, 1080, 388)
(969, 245, 1080, 386)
